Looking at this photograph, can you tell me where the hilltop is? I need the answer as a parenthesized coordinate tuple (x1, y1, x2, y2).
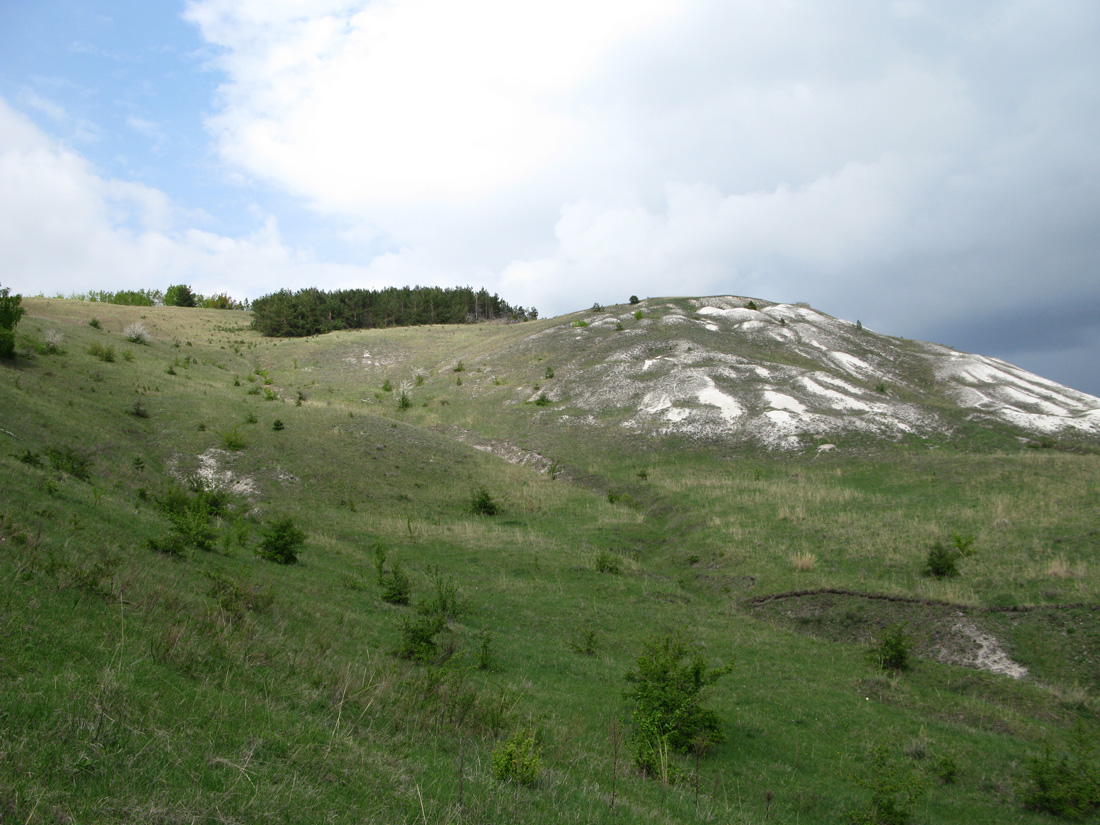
(1, 295, 1098, 824)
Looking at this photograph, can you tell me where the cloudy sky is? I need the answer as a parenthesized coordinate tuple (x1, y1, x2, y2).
(2, 1, 1098, 395)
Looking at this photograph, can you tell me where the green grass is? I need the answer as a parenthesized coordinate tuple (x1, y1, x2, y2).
(1, 298, 1098, 823)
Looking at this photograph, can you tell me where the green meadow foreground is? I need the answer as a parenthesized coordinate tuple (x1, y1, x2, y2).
(2, 297, 1098, 823)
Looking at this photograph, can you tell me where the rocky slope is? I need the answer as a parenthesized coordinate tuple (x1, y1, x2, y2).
(502, 296, 1100, 449)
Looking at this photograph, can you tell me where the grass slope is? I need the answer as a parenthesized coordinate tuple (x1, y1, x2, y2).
(1, 298, 1098, 824)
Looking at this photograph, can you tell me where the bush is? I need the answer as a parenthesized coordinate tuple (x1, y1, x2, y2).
(629, 295, 640, 305)
(923, 542, 959, 578)
(624, 631, 732, 778)
(45, 445, 93, 481)
(0, 284, 23, 360)
(870, 625, 911, 672)
(89, 341, 115, 362)
(492, 728, 542, 785)
(633, 309, 644, 320)
(380, 559, 412, 605)
(418, 567, 463, 620)
(123, 322, 149, 344)
(256, 517, 306, 564)
(396, 614, 446, 662)
(1018, 728, 1100, 819)
(472, 486, 501, 516)
(847, 745, 927, 825)
(595, 550, 622, 574)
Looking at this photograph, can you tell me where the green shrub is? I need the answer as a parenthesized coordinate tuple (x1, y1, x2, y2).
(1018, 728, 1100, 819)
(205, 571, 274, 619)
(0, 285, 23, 360)
(533, 393, 551, 406)
(544, 366, 555, 379)
(472, 486, 501, 516)
(396, 614, 446, 662)
(567, 627, 600, 657)
(571, 319, 588, 328)
(273, 418, 285, 431)
(89, 341, 116, 362)
(220, 427, 247, 451)
(595, 550, 622, 574)
(629, 295, 640, 305)
(380, 559, 411, 605)
(477, 630, 494, 670)
(633, 309, 644, 320)
(870, 625, 912, 672)
(129, 398, 149, 418)
(418, 567, 463, 620)
(256, 517, 306, 564)
(382, 378, 393, 392)
(923, 542, 958, 578)
(453, 361, 465, 372)
(397, 391, 411, 410)
(88, 318, 101, 329)
(492, 728, 541, 785)
(45, 445, 93, 481)
(847, 745, 927, 825)
(624, 631, 733, 778)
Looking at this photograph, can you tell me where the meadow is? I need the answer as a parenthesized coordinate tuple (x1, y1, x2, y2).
(1, 298, 1098, 823)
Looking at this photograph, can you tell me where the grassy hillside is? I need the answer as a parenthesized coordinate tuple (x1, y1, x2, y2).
(2, 298, 1098, 823)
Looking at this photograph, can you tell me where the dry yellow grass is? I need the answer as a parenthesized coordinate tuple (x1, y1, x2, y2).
(790, 552, 816, 572)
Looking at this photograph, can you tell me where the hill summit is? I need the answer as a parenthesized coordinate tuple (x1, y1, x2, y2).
(500, 296, 1100, 449)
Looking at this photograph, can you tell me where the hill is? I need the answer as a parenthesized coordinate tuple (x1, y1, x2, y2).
(2, 296, 1098, 823)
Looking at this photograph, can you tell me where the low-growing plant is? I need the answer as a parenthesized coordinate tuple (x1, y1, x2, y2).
(477, 629, 494, 670)
(45, 445, 93, 481)
(453, 360, 465, 372)
(791, 551, 817, 571)
(847, 745, 927, 825)
(256, 516, 306, 564)
(382, 378, 393, 392)
(492, 728, 541, 785)
(18, 449, 42, 467)
(870, 625, 912, 672)
(380, 559, 412, 605)
(1018, 725, 1100, 819)
(273, 418, 285, 431)
(533, 393, 551, 406)
(123, 322, 149, 344)
(567, 627, 600, 657)
(43, 328, 64, 353)
(244, 411, 258, 424)
(923, 541, 959, 578)
(129, 398, 149, 418)
(220, 427, 247, 451)
(595, 550, 622, 574)
(397, 391, 411, 410)
(419, 567, 463, 620)
(472, 486, 501, 516)
(633, 309, 644, 320)
(396, 613, 447, 662)
(88, 318, 101, 329)
(624, 630, 733, 778)
(571, 319, 588, 328)
(951, 533, 977, 557)
(205, 570, 274, 619)
(544, 366, 554, 379)
(89, 341, 115, 362)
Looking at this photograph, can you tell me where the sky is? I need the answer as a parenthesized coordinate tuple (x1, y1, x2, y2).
(1, 1, 1099, 396)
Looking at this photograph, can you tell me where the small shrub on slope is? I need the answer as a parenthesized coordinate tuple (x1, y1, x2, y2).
(923, 541, 959, 578)
(624, 630, 732, 778)
(1018, 725, 1100, 819)
(256, 517, 306, 564)
(492, 728, 541, 785)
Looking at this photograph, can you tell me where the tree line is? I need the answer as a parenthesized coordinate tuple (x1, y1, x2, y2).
(250, 285, 537, 337)
(59, 285, 249, 310)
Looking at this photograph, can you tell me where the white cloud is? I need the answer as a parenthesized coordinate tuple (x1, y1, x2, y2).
(185, 0, 688, 207)
(0, 96, 340, 300)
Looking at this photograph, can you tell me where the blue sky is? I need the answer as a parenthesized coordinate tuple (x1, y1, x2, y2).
(2, 0, 1099, 396)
